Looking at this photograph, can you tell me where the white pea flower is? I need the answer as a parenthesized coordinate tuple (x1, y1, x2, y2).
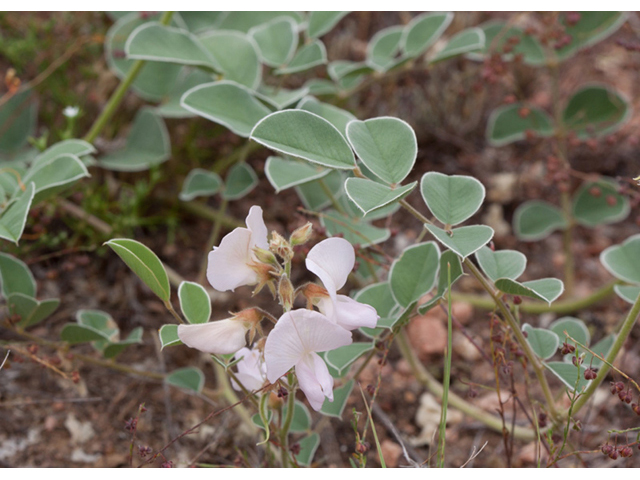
(306, 237, 379, 330)
(63, 106, 80, 118)
(264, 309, 352, 411)
(231, 347, 267, 392)
(207, 206, 270, 292)
(177, 308, 262, 355)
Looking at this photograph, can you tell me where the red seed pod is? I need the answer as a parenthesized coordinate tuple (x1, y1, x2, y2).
(601, 444, 613, 456)
(609, 449, 619, 460)
(631, 403, 640, 416)
(584, 368, 597, 380)
(620, 446, 633, 458)
(561, 342, 576, 355)
(513, 295, 522, 305)
(71, 371, 80, 384)
(613, 381, 625, 392)
(624, 390, 633, 404)
(355, 442, 369, 454)
(290, 443, 301, 456)
(366, 384, 375, 396)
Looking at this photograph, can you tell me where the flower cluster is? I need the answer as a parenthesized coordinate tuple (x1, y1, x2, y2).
(177, 206, 379, 410)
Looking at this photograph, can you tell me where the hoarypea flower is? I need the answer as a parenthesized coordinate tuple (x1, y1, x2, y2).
(177, 308, 262, 355)
(264, 309, 352, 411)
(305, 237, 379, 330)
(231, 347, 267, 392)
(207, 206, 269, 292)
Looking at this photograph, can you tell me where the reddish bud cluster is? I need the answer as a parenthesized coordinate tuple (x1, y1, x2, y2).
(560, 342, 575, 355)
(138, 445, 152, 458)
(584, 367, 597, 380)
(124, 417, 138, 432)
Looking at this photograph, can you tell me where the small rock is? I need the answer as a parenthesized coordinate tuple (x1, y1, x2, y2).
(407, 314, 447, 357)
(488, 173, 518, 204)
(411, 392, 463, 446)
(379, 440, 403, 468)
(64, 413, 96, 444)
(483, 204, 511, 238)
(452, 301, 474, 324)
(453, 332, 482, 361)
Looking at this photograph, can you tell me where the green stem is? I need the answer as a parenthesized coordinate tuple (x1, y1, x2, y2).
(571, 291, 640, 415)
(318, 178, 344, 214)
(450, 280, 616, 314)
(213, 363, 256, 430)
(280, 375, 296, 467)
(437, 264, 453, 468)
(169, 196, 242, 229)
(396, 329, 537, 441)
(83, 11, 174, 143)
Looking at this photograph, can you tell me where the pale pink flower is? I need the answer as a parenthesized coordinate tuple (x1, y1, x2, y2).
(207, 206, 269, 292)
(306, 237, 379, 330)
(231, 347, 267, 392)
(264, 309, 352, 411)
(177, 318, 248, 355)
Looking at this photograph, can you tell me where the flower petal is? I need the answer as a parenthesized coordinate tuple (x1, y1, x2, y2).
(319, 295, 379, 330)
(245, 205, 269, 251)
(296, 352, 334, 411)
(207, 227, 256, 291)
(306, 237, 355, 298)
(177, 319, 247, 355)
(265, 309, 352, 383)
(232, 372, 265, 392)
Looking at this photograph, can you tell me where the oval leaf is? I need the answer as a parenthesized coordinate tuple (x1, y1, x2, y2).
(426, 224, 494, 260)
(0, 252, 36, 298)
(325, 343, 374, 378)
(523, 324, 560, 360)
(181, 81, 271, 138)
(179, 168, 223, 201)
(165, 367, 205, 393)
(276, 40, 327, 75)
(367, 26, 403, 72)
(495, 277, 565, 305)
(199, 31, 261, 90)
(265, 156, 329, 193)
(513, 200, 567, 241)
(308, 11, 349, 38)
(401, 12, 453, 58)
(420, 172, 485, 226)
(475, 246, 526, 283)
(418, 250, 464, 314)
(600, 234, 640, 284)
(390, 241, 441, 308)
(105, 238, 170, 302)
(346, 117, 417, 185)
(251, 110, 356, 169)
(549, 317, 590, 346)
(572, 177, 629, 227)
(8, 293, 59, 329)
(487, 104, 554, 146)
(614, 285, 640, 304)
(297, 96, 356, 137)
(0, 182, 35, 244)
(223, 163, 258, 200)
(178, 281, 211, 324)
(431, 27, 485, 62)
(23, 154, 90, 204)
(545, 361, 591, 392)
(321, 210, 390, 248)
(345, 178, 416, 217)
(159, 324, 182, 349)
(563, 85, 630, 138)
(320, 379, 354, 419)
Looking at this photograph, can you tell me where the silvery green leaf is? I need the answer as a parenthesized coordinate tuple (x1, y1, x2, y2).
(355, 282, 401, 337)
(420, 172, 485, 226)
(165, 367, 205, 393)
(102, 328, 143, 359)
(401, 12, 453, 58)
(426, 224, 494, 260)
(222, 163, 258, 200)
(347, 117, 417, 185)
(105, 238, 171, 302)
(325, 343, 374, 377)
(486, 104, 554, 147)
(327, 61, 373, 82)
(475, 246, 526, 283)
(572, 177, 629, 227)
(176, 12, 225, 34)
(99, 109, 171, 171)
(77, 309, 119, 341)
(282, 400, 312, 433)
(105, 13, 182, 101)
(495, 278, 564, 305)
(304, 79, 338, 96)
(418, 250, 464, 314)
(473, 21, 545, 66)
(125, 22, 220, 70)
(555, 12, 627, 61)
(178, 281, 211, 324)
(545, 361, 590, 392)
(0, 252, 36, 298)
(430, 27, 485, 63)
(275, 39, 327, 74)
(0, 182, 35, 244)
(265, 156, 329, 193)
(367, 25, 404, 71)
(320, 380, 353, 419)
(549, 317, 590, 346)
(0, 89, 37, 154)
(249, 16, 297, 67)
(7, 293, 59, 329)
(179, 168, 223, 201)
(217, 12, 304, 33)
(199, 31, 262, 90)
(23, 154, 90, 204)
(295, 433, 321, 467)
(563, 85, 630, 139)
(345, 178, 416, 217)
(295, 170, 344, 211)
(600, 234, 640, 284)
(513, 200, 567, 241)
(31, 140, 96, 168)
(159, 324, 182, 349)
(296, 96, 355, 137)
(307, 12, 349, 38)
(155, 69, 214, 118)
(321, 210, 390, 248)
(585, 334, 615, 369)
(614, 285, 640, 304)
(250, 110, 355, 169)
(181, 81, 271, 138)
(254, 85, 309, 110)
(523, 324, 560, 360)
(390, 241, 441, 308)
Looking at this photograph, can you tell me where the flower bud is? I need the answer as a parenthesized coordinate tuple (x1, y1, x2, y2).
(253, 247, 279, 267)
(561, 342, 576, 355)
(290, 222, 313, 246)
(584, 367, 597, 380)
(620, 446, 633, 458)
(278, 274, 295, 311)
(601, 444, 613, 455)
(269, 231, 294, 262)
